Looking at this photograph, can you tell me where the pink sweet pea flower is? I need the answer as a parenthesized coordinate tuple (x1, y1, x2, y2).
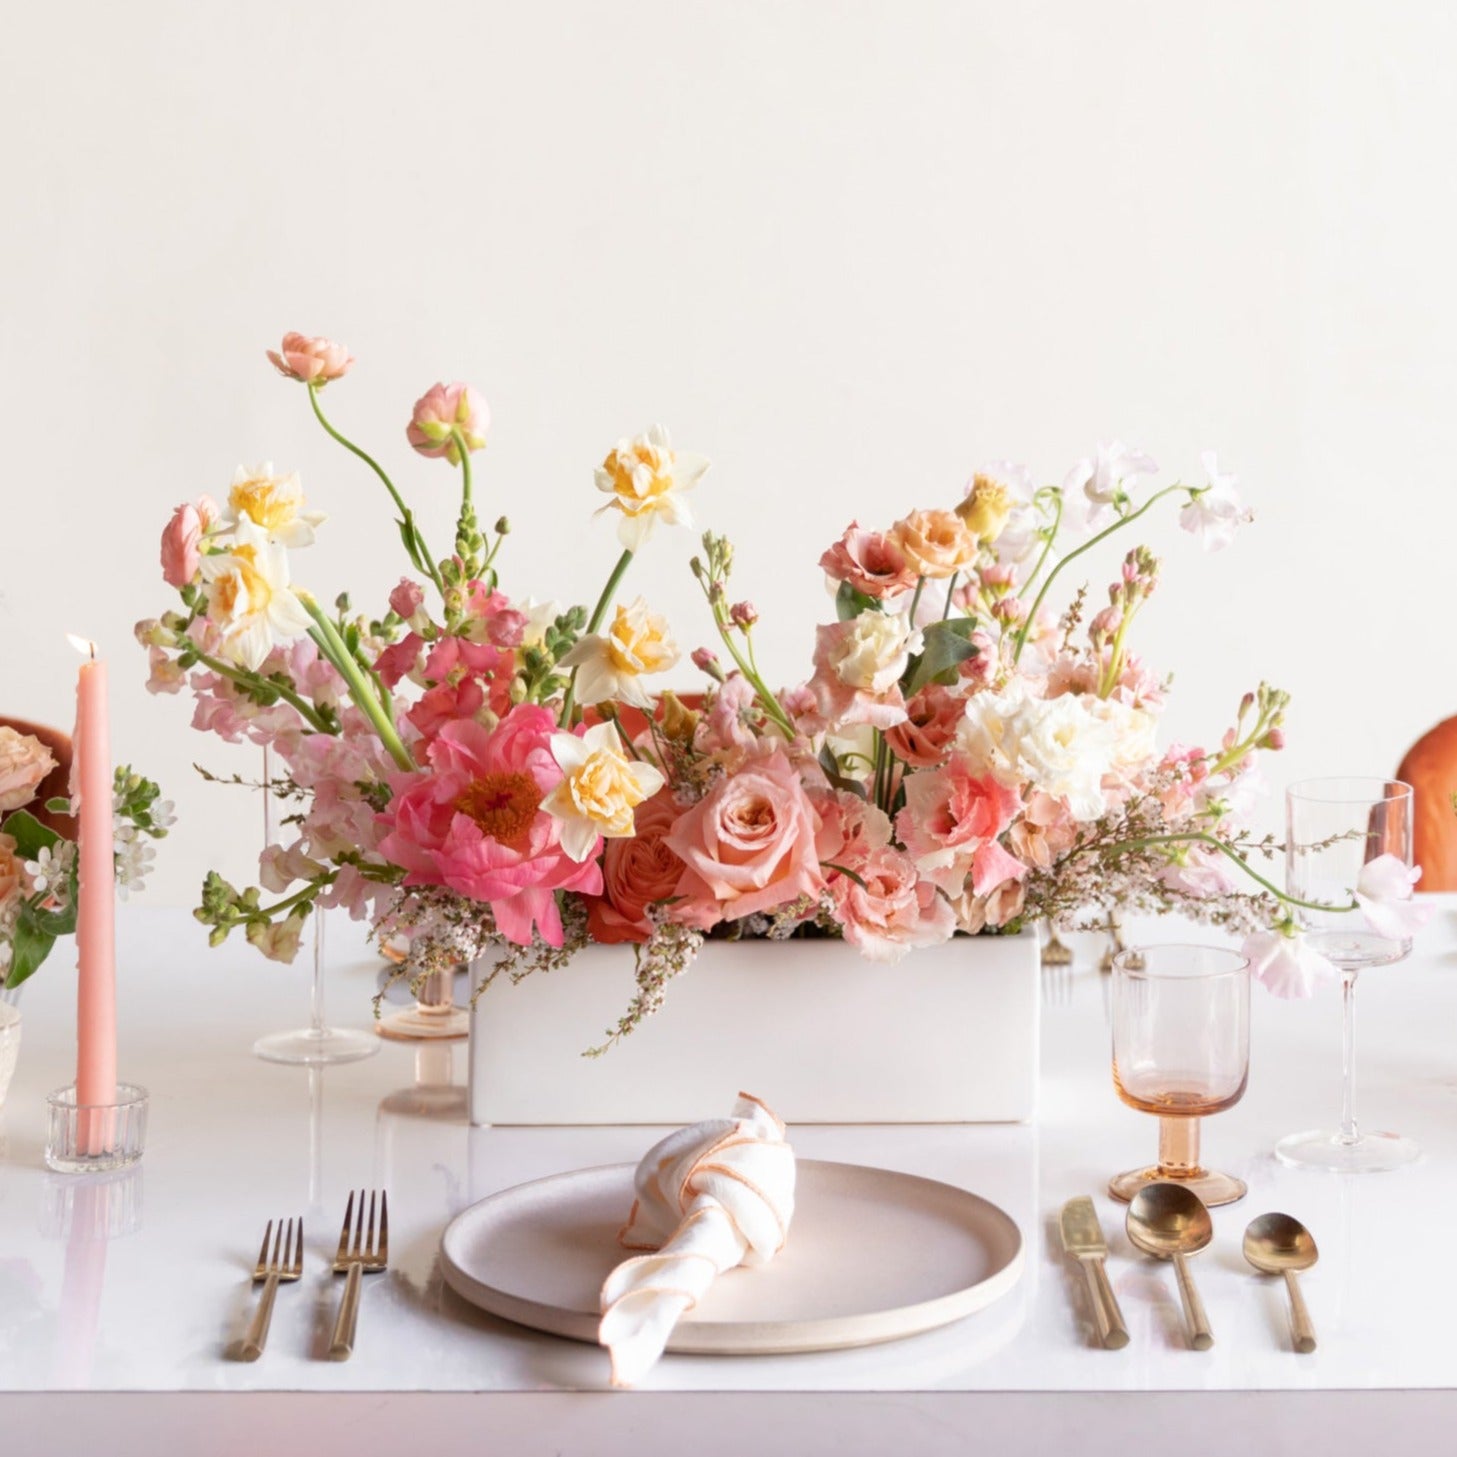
(896, 757, 1024, 893)
(829, 846, 956, 962)
(1243, 925, 1337, 999)
(407, 382, 490, 463)
(1355, 855, 1431, 941)
(375, 707, 601, 947)
(266, 332, 354, 385)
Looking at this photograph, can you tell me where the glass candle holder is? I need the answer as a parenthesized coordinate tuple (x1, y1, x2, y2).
(45, 1082, 149, 1174)
(1109, 944, 1250, 1207)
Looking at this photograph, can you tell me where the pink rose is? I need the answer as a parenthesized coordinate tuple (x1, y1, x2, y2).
(896, 758, 1023, 894)
(818, 522, 919, 600)
(407, 381, 490, 463)
(159, 495, 218, 589)
(389, 578, 425, 619)
(829, 846, 956, 962)
(266, 332, 354, 385)
(0, 727, 56, 813)
(666, 745, 825, 929)
(587, 790, 685, 944)
(884, 684, 964, 768)
(376, 707, 601, 947)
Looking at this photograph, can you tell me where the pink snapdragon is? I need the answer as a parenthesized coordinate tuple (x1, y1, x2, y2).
(390, 578, 425, 619)
(407, 382, 489, 463)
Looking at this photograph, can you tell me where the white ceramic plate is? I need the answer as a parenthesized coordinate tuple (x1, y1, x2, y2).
(439, 1158, 1024, 1355)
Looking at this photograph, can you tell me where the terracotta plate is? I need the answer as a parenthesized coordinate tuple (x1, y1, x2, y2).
(440, 1158, 1023, 1355)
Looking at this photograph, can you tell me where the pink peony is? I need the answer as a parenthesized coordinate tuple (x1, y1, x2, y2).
(896, 758, 1024, 894)
(160, 495, 218, 589)
(407, 381, 490, 463)
(818, 523, 919, 600)
(375, 706, 601, 946)
(266, 332, 354, 385)
(829, 846, 956, 962)
(587, 790, 685, 944)
(666, 744, 825, 929)
(884, 684, 964, 769)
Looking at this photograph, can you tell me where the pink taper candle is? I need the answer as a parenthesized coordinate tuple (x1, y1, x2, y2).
(71, 638, 116, 1120)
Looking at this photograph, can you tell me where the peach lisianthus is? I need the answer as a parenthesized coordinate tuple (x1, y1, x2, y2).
(883, 684, 964, 769)
(818, 523, 919, 600)
(266, 332, 354, 386)
(0, 728, 56, 814)
(896, 757, 1024, 894)
(407, 382, 490, 463)
(891, 509, 979, 580)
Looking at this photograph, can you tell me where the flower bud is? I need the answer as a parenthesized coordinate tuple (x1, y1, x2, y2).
(729, 600, 758, 630)
(407, 381, 490, 463)
(955, 474, 1012, 543)
(659, 690, 700, 744)
(692, 646, 725, 682)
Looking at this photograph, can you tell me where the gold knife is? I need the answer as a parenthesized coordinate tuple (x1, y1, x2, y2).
(1059, 1197, 1130, 1349)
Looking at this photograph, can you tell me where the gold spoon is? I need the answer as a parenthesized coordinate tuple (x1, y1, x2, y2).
(1243, 1212, 1318, 1353)
(1126, 1182, 1215, 1350)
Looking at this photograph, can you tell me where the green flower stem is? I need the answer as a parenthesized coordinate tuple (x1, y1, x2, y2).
(1103, 830, 1357, 914)
(188, 647, 334, 734)
(253, 875, 335, 924)
(1017, 490, 1064, 602)
(300, 597, 415, 771)
(1012, 484, 1185, 663)
(560, 549, 637, 727)
(454, 431, 473, 507)
(940, 572, 960, 621)
(708, 601, 796, 740)
(308, 383, 444, 596)
(907, 576, 926, 624)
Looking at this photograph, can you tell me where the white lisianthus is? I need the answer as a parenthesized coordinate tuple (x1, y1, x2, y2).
(1178, 451, 1252, 552)
(594, 424, 708, 551)
(199, 522, 314, 671)
(223, 462, 326, 548)
(1355, 854, 1431, 941)
(1086, 697, 1158, 779)
(829, 612, 922, 693)
(1064, 440, 1158, 529)
(1242, 925, 1337, 999)
(561, 597, 680, 709)
(543, 722, 667, 862)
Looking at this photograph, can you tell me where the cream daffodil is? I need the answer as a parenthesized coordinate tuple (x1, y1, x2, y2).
(223, 462, 326, 548)
(543, 722, 666, 862)
(594, 424, 707, 550)
(199, 522, 314, 670)
(561, 596, 680, 708)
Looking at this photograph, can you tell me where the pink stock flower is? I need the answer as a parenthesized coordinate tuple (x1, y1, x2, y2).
(390, 578, 424, 619)
(818, 523, 919, 600)
(1006, 790, 1077, 870)
(160, 496, 219, 589)
(693, 674, 759, 763)
(376, 707, 601, 947)
(587, 790, 685, 944)
(407, 382, 489, 463)
(464, 583, 527, 647)
(883, 684, 963, 769)
(266, 332, 354, 386)
(896, 758, 1025, 894)
(666, 744, 825, 929)
(375, 633, 424, 690)
(829, 846, 956, 962)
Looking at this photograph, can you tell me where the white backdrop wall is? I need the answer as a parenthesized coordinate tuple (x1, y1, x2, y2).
(2, 0, 1453, 908)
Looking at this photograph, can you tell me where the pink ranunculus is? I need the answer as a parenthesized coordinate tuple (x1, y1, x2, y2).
(829, 846, 956, 962)
(587, 790, 686, 944)
(389, 578, 425, 619)
(818, 523, 920, 600)
(160, 498, 211, 588)
(896, 757, 1023, 893)
(666, 744, 825, 929)
(407, 382, 490, 463)
(375, 706, 601, 947)
(266, 332, 354, 385)
(884, 684, 964, 769)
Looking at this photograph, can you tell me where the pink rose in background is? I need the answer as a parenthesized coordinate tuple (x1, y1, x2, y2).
(0, 728, 54, 814)
(884, 684, 963, 768)
(896, 757, 1024, 894)
(829, 846, 956, 962)
(266, 332, 354, 385)
(588, 790, 685, 944)
(389, 578, 425, 619)
(818, 523, 919, 600)
(376, 706, 600, 946)
(667, 744, 825, 929)
(407, 381, 490, 463)
(159, 495, 218, 588)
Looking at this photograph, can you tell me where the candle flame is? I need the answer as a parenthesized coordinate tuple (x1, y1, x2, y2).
(67, 633, 97, 660)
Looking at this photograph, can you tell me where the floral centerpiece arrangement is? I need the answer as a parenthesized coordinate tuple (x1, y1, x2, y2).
(138, 332, 1423, 1048)
(0, 727, 171, 988)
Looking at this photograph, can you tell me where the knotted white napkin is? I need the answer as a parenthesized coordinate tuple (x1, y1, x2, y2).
(598, 1092, 796, 1386)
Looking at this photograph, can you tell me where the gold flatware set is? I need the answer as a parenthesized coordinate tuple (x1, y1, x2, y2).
(233, 1189, 389, 1361)
(1059, 1186, 1319, 1354)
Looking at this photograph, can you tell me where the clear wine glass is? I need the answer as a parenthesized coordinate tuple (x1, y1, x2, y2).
(1275, 777, 1418, 1173)
(1109, 944, 1251, 1207)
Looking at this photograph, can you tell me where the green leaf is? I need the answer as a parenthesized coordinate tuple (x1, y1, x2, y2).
(0, 809, 59, 861)
(904, 618, 980, 696)
(5, 906, 57, 989)
(818, 744, 868, 800)
(835, 581, 881, 621)
(44, 796, 72, 816)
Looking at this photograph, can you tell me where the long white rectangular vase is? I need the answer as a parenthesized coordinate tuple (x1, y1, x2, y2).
(468, 931, 1040, 1126)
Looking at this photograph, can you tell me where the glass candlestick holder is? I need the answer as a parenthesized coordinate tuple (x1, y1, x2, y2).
(45, 1082, 149, 1174)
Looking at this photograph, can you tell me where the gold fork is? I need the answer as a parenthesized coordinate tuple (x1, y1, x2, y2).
(328, 1189, 389, 1361)
(238, 1216, 303, 1361)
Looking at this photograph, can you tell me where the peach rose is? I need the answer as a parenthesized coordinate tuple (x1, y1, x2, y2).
(0, 727, 55, 813)
(666, 745, 825, 928)
(891, 509, 979, 580)
(818, 523, 919, 599)
(884, 684, 964, 768)
(587, 790, 685, 944)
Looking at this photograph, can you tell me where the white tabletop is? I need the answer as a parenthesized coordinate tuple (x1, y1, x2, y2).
(3, 903, 1457, 1453)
